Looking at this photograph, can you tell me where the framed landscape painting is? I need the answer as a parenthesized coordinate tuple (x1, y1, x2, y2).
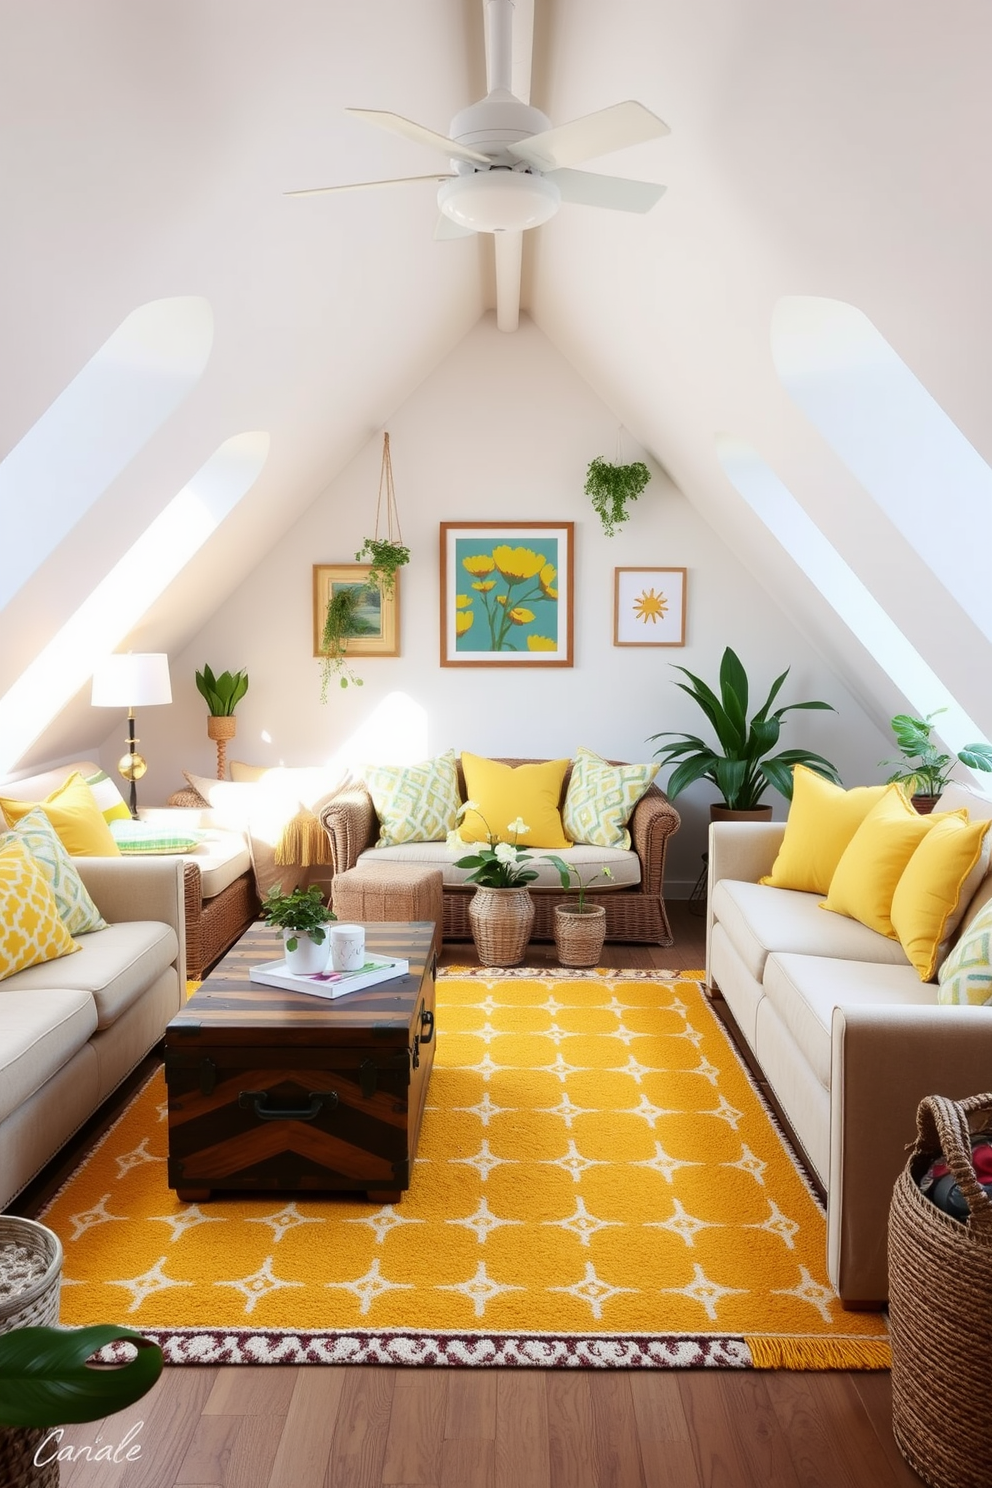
(312, 564, 400, 657)
(614, 567, 687, 646)
(440, 522, 574, 667)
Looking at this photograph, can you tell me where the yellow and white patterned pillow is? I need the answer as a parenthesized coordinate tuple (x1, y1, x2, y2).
(83, 769, 132, 824)
(364, 750, 461, 848)
(562, 746, 660, 850)
(0, 808, 106, 935)
(938, 899, 992, 1005)
(0, 839, 80, 980)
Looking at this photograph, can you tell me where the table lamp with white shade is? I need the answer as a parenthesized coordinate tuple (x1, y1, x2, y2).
(91, 653, 172, 816)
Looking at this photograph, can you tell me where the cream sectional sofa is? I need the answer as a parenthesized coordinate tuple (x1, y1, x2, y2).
(706, 782, 992, 1306)
(0, 855, 185, 1211)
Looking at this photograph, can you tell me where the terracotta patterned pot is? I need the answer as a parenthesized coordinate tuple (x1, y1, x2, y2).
(468, 887, 535, 967)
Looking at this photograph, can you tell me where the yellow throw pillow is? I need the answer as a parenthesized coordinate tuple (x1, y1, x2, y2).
(561, 746, 659, 850)
(364, 751, 462, 848)
(0, 839, 79, 980)
(459, 754, 571, 849)
(760, 765, 888, 894)
(0, 772, 121, 856)
(890, 814, 992, 980)
(821, 786, 963, 939)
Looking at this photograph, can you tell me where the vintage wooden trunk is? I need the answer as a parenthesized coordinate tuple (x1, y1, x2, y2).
(165, 922, 436, 1202)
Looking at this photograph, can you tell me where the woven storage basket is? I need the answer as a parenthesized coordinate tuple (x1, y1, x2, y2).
(468, 887, 535, 967)
(888, 1091, 992, 1488)
(0, 1218, 63, 1488)
(554, 904, 607, 968)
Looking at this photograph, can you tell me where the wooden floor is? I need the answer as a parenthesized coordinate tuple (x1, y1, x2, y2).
(14, 904, 924, 1488)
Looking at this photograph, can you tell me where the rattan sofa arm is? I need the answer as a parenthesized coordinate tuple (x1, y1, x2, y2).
(320, 787, 378, 874)
(628, 786, 681, 896)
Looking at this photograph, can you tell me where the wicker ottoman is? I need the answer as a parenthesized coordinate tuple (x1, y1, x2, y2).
(331, 863, 444, 958)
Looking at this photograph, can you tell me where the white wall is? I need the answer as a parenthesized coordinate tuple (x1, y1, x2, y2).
(136, 314, 891, 893)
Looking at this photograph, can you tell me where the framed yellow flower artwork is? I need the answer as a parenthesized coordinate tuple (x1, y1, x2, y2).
(614, 567, 687, 646)
(440, 523, 574, 667)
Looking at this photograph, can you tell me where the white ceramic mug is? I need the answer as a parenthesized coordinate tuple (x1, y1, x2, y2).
(329, 923, 366, 972)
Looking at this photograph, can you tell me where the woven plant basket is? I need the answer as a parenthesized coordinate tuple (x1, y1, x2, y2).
(0, 1217, 63, 1488)
(888, 1091, 992, 1488)
(468, 887, 535, 967)
(554, 904, 607, 968)
(206, 715, 237, 779)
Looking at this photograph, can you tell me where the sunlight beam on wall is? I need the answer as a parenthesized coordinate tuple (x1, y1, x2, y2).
(0, 297, 214, 613)
(715, 435, 990, 762)
(0, 432, 269, 776)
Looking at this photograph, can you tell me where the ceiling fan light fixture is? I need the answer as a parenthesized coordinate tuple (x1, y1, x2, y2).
(438, 171, 560, 233)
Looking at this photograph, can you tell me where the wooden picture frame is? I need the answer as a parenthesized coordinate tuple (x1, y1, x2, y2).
(312, 564, 400, 658)
(613, 567, 687, 646)
(440, 522, 574, 667)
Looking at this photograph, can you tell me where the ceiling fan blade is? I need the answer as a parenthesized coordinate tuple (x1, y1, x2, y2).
(285, 174, 453, 197)
(547, 168, 665, 214)
(434, 214, 475, 240)
(345, 107, 491, 167)
(494, 230, 523, 333)
(509, 100, 669, 171)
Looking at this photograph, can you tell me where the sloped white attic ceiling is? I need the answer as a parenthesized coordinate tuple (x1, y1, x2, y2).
(3, 0, 992, 766)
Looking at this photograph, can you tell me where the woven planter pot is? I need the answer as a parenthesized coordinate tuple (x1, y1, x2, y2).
(888, 1091, 992, 1488)
(554, 904, 607, 968)
(468, 887, 535, 967)
(206, 715, 237, 779)
(0, 1217, 63, 1488)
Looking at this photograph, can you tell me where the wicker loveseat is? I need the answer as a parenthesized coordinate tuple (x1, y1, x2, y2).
(320, 757, 680, 946)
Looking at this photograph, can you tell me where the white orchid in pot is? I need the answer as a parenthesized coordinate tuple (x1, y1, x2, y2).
(452, 805, 540, 966)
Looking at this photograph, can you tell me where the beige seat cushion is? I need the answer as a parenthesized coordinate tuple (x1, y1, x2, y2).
(4, 921, 179, 1028)
(0, 988, 97, 1122)
(711, 879, 911, 984)
(355, 842, 641, 890)
(762, 952, 935, 1090)
(138, 812, 251, 899)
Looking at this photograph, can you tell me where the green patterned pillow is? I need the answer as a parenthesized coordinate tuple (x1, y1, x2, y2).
(364, 750, 461, 847)
(562, 746, 659, 850)
(84, 769, 132, 824)
(109, 820, 201, 855)
(938, 899, 992, 1005)
(0, 807, 107, 934)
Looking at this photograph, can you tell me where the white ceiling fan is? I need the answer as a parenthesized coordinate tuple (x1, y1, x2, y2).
(287, 0, 669, 331)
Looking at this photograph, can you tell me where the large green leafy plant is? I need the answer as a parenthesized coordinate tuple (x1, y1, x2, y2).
(880, 711, 992, 797)
(194, 665, 248, 715)
(650, 647, 840, 809)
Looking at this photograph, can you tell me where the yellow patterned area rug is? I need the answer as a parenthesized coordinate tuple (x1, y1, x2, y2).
(41, 970, 890, 1370)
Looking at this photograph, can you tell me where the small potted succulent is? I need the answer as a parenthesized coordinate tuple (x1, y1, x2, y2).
(260, 884, 336, 974)
(195, 665, 249, 779)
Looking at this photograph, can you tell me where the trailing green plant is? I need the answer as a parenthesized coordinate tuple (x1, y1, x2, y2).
(194, 664, 248, 715)
(649, 646, 840, 809)
(880, 710, 992, 798)
(584, 456, 651, 537)
(354, 537, 410, 596)
(259, 884, 335, 952)
(544, 859, 613, 913)
(0, 1324, 162, 1428)
(319, 586, 370, 696)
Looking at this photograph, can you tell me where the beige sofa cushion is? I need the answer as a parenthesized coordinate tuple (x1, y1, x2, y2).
(4, 921, 179, 1028)
(762, 953, 936, 1090)
(138, 812, 251, 899)
(0, 988, 98, 1122)
(711, 880, 911, 984)
(355, 841, 641, 890)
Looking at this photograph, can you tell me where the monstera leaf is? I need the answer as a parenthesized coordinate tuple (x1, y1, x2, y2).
(0, 1325, 162, 1428)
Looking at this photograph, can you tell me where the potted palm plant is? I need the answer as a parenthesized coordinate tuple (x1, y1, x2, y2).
(880, 711, 992, 813)
(260, 884, 336, 974)
(195, 665, 248, 779)
(650, 647, 840, 818)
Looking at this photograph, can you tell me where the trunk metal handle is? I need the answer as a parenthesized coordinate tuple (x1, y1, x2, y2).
(238, 1090, 338, 1122)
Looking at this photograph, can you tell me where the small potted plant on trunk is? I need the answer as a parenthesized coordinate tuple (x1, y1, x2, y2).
(260, 884, 336, 974)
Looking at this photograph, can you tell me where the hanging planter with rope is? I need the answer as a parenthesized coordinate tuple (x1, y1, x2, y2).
(320, 432, 410, 697)
(584, 429, 651, 537)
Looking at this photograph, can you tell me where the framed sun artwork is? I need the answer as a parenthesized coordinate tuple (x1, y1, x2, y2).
(613, 567, 687, 646)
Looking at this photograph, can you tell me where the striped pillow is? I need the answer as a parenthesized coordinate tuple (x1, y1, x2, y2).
(110, 820, 201, 855)
(84, 769, 132, 824)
